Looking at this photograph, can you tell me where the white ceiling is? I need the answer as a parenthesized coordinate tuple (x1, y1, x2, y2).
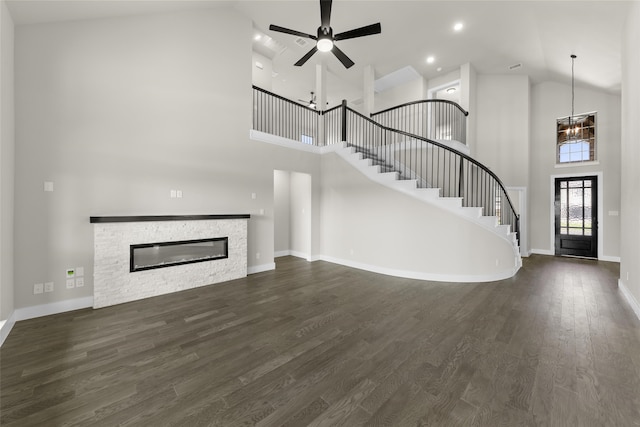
(7, 0, 629, 106)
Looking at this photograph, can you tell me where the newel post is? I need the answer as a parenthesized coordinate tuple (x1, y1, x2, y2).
(341, 99, 348, 142)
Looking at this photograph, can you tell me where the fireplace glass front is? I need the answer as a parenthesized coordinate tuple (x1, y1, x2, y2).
(130, 237, 228, 272)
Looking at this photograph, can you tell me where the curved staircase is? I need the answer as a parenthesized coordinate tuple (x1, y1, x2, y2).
(252, 85, 522, 279)
(337, 142, 520, 253)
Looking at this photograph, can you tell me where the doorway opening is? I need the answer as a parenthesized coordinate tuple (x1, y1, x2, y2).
(273, 170, 312, 260)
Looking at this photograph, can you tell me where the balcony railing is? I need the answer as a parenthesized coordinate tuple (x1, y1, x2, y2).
(371, 100, 469, 145)
(253, 86, 320, 145)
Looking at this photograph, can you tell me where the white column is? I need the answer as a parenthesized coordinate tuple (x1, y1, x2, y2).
(316, 64, 327, 145)
(363, 64, 375, 116)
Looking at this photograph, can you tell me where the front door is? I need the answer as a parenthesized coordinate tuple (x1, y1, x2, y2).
(554, 176, 598, 258)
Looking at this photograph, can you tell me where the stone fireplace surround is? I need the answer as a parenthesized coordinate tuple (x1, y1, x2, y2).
(91, 214, 250, 309)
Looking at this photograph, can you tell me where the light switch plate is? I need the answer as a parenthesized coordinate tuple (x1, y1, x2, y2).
(44, 182, 54, 192)
(34, 283, 44, 294)
(76, 278, 84, 287)
(76, 267, 84, 277)
(66, 279, 75, 289)
(44, 282, 54, 292)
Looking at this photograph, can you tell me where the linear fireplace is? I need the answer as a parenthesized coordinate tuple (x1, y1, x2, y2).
(130, 237, 228, 272)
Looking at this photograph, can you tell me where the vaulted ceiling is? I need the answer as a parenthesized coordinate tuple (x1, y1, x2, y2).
(7, 1, 629, 106)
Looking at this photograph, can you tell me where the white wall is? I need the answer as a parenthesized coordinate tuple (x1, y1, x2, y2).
(374, 77, 425, 113)
(320, 152, 518, 280)
(529, 81, 621, 259)
(273, 170, 290, 255)
(476, 75, 530, 187)
(290, 171, 311, 258)
(620, 1, 640, 313)
(460, 63, 477, 154)
(0, 0, 15, 329)
(13, 8, 323, 310)
(251, 51, 272, 91)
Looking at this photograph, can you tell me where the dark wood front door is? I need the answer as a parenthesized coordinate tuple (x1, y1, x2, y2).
(555, 176, 598, 258)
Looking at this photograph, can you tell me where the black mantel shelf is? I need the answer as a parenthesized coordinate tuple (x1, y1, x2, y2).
(90, 214, 251, 224)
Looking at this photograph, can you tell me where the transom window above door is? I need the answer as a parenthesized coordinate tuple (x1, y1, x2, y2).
(556, 113, 596, 164)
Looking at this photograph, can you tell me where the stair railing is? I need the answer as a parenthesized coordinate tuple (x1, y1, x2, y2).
(371, 100, 469, 145)
(252, 87, 519, 242)
(328, 101, 519, 241)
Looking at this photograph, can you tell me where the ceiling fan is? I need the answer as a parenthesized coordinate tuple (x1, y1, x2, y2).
(269, 0, 381, 69)
(299, 91, 318, 109)
(298, 92, 329, 109)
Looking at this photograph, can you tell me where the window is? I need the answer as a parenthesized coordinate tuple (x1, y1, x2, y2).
(556, 113, 596, 164)
(300, 134, 314, 145)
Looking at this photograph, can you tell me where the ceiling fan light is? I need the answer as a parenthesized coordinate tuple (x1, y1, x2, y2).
(317, 38, 334, 52)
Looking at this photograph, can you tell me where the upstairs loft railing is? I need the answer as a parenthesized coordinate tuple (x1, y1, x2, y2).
(371, 100, 469, 145)
(253, 86, 320, 145)
(252, 86, 519, 241)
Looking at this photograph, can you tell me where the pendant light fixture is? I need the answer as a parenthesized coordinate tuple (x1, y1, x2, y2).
(567, 54, 579, 139)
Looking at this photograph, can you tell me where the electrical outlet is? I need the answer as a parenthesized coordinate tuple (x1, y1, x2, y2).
(176, 190, 183, 198)
(44, 282, 54, 292)
(34, 283, 44, 294)
(76, 267, 84, 277)
(66, 279, 75, 289)
(256, 252, 260, 260)
(76, 278, 84, 287)
(170, 190, 177, 198)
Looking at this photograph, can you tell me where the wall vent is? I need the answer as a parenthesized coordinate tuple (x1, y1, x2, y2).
(295, 37, 309, 47)
(508, 63, 523, 71)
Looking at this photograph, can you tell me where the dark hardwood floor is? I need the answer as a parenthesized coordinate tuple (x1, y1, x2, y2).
(1, 255, 639, 426)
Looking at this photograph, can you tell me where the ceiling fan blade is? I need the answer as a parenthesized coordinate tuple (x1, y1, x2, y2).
(295, 46, 319, 66)
(320, 0, 332, 29)
(334, 23, 382, 41)
(269, 25, 317, 40)
(331, 45, 355, 69)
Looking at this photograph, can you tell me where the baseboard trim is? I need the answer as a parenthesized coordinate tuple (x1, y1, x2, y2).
(289, 250, 311, 261)
(530, 248, 554, 256)
(0, 311, 17, 347)
(529, 249, 620, 263)
(317, 255, 520, 283)
(619, 279, 640, 321)
(275, 250, 320, 262)
(13, 296, 94, 323)
(248, 263, 276, 275)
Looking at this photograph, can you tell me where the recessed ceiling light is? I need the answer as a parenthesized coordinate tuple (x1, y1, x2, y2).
(437, 67, 442, 72)
(453, 22, 464, 32)
(426, 56, 435, 64)
(446, 87, 457, 94)
(254, 34, 262, 41)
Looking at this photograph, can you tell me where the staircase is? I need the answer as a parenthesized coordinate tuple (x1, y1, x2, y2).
(338, 143, 519, 251)
(252, 85, 521, 268)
